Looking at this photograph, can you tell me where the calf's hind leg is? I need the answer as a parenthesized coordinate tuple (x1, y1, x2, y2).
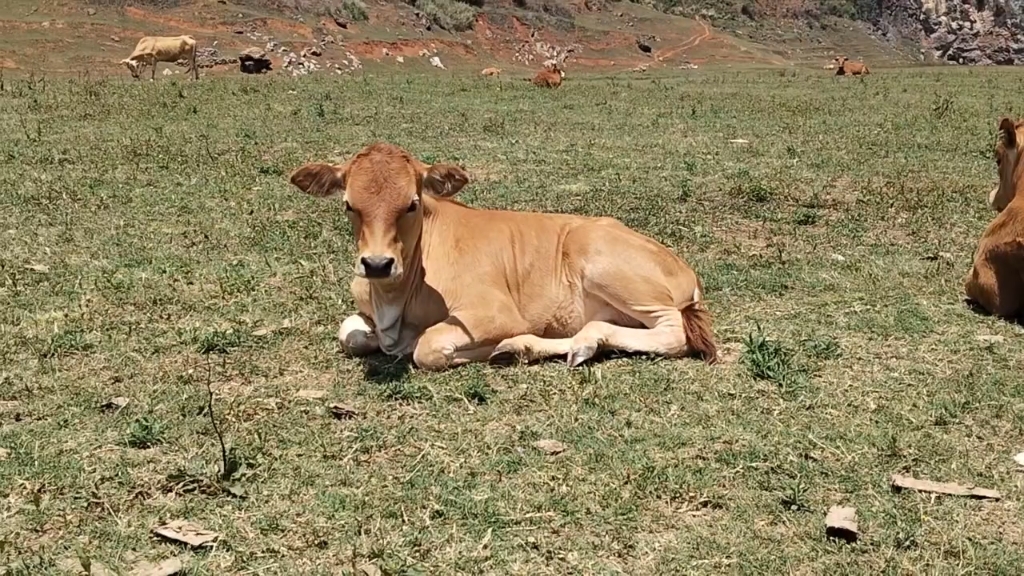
(566, 311, 689, 367)
(489, 334, 573, 365)
(561, 222, 712, 366)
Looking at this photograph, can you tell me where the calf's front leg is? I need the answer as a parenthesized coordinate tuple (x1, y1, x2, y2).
(413, 313, 529, 371)
(338, 313, 380, 357)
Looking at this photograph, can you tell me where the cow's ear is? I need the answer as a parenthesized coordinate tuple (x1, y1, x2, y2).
(290, 162, 346, 198)
(999, 117, 1017, 149)
(422, 163, 470, 197)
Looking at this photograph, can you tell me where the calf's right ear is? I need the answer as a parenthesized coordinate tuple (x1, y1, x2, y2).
(999, 117, 1017, 149)
(289, 163, 347, 198)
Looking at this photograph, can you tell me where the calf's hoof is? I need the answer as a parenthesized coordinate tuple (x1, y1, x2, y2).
(488, 345, 521, 367)
(567, 343, 597, 368)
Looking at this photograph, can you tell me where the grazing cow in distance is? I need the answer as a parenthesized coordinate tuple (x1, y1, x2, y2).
(529, 63, 564, 88)
(121, 35, 198, 81)
(834, 56, 869, 76)
(481, 67, 501, 77)
(288, 143, 717, 371)
(964, 117, 1024, 319)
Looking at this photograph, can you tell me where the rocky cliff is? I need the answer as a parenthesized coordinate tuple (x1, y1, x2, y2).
(878, 0, 1024, 64)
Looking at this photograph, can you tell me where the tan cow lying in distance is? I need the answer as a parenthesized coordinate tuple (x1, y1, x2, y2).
(529, 63, 564, 88)
(965, 117, 1024, 319)
(121, 35, 198, 81)
(288, 143, 717, 371)
(481, 67, 501, 77)
(834, 56, 869, 76)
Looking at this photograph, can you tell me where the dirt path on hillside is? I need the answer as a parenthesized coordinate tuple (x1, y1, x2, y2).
(654, 18, 711, 62)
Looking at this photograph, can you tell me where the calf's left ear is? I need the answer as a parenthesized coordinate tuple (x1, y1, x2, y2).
(289, 162, 347, 198)
(422, 163, 471, 197)
(999, 117, 1018, 149)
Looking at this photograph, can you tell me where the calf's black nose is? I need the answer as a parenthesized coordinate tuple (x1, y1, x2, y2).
(361, 256, 395, 278)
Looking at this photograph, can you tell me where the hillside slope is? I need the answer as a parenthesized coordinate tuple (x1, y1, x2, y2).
(2, 0, 1014, 76)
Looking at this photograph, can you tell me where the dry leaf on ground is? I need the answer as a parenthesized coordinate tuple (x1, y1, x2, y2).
(716, 342, 742, 365)
(533, 439, 568, 455)
(329, 403, 358, 419)
(127, 555, 187, 576)
(101, 397, 130, 412)
(153, 520, 219, 548)
(24, 263, 49, 273)
(824, 505, 858, 543)
(358, 563, 381, 576)
(0, 448, 10, 461)
(890, 473, 1001, 500)
(296, 389, 328, 399)
(253, 319, 293, 336)
(58, 557, 114, 575)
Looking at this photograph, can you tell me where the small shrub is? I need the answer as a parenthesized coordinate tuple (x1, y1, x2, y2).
(801, 336, 841, 360)
(736, 180, 774, 203)
(127, 416, 165, 449)
(741, 325, 809, 395)
(196, 330, 245, 355)
(40, 328, 93, 359)
(678, 176, 693, 202)
(793, 207, 819, 226)
(462, 379, 491, 404)
(416, 0, 478, 31)
(742, 326, 794, 382)
(337, 0, 369, 22)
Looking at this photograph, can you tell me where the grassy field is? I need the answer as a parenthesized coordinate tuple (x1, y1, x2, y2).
(2, 66, 1024, 574)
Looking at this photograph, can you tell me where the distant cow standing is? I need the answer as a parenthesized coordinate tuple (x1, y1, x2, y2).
(834, 56, 869, 76)
(529, 64, 564, 88)
(121, 35, 198, 81)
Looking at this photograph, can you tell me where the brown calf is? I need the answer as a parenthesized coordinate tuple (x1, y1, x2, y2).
(529, 64, 564, 88)
(288, 143, 716, 371)
(965, 117, 1024, 319)
(834, 56, 869, 76)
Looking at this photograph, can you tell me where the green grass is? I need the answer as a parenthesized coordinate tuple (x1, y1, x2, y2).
(2, 67, 1024, 574)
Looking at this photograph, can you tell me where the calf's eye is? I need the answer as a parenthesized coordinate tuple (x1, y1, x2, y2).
(407, 201, 418, 213)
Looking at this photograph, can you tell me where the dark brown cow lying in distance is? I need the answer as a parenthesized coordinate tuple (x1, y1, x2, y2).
(288, 143, 717, 371)
(964, 117, 1024, 319)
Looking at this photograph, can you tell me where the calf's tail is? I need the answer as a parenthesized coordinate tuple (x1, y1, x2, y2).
(680, 300, 717, 364)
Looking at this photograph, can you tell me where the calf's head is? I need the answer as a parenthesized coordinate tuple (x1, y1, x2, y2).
(121, 58, 141, 78)
(289, 143, 470, 282)
(990, 117, 1024, 212)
